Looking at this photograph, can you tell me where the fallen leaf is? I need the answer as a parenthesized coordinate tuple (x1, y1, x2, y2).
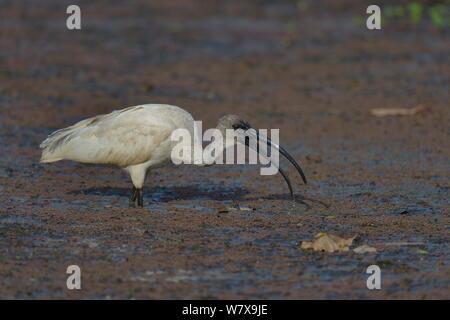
(353, 244, 377, 254)
(300, 233, 356, 253)
(370, 105, 426, 117)
(416, 249, 428, 255)
(237, 205, 254, 211)
(222, 205, 255, 212)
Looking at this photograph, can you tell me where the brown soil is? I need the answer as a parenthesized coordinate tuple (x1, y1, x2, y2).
(0, 0, 449, 299)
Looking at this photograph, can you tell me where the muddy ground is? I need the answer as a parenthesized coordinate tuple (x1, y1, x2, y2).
(0, 0, 449, 299)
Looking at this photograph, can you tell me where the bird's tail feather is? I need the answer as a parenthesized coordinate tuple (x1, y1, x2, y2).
(39, 130, 72, 163)
(40, 120, 89, 162)
(40, 155, 63, 163)
(39, 114, 105, 163)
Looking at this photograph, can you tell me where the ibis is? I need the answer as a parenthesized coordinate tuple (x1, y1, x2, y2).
(40, 104, 307, 207)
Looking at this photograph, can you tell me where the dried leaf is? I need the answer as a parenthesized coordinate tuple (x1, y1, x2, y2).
(300, 233, 356, 253)
(353, 244, 377, 254)
(237, 205, 254, 211)
(370, 106, 426, 117)
(221, 205, 255, 212)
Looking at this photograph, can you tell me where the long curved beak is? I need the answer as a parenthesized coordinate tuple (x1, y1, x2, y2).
(262, 134, 307, 185)
(240, 128, 307, 198)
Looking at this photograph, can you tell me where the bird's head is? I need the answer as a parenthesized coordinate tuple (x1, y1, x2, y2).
(215, 114, 307, 199)
(217, 114, 251, 132)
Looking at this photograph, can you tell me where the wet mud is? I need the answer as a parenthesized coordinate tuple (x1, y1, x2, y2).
(0, 1, 449, 299)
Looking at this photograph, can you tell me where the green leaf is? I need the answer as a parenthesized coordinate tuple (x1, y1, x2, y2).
(429, 5, 448, 28)
(408, 2, 423, 24)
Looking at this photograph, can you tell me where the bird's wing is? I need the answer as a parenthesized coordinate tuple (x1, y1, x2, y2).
(40, 106, 176, 167)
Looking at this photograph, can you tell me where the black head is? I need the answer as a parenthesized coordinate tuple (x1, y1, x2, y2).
(217, 114, 251, 131)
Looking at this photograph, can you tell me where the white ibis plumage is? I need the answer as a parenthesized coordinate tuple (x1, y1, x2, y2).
(40, 104, 306, 207)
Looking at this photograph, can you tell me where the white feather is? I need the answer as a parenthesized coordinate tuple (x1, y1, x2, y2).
(40, 104, 195, 188)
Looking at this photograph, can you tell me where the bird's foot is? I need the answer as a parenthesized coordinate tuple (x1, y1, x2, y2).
(129, 187, 138, 208)
(137, 188, 144, 207)
(128, 187, 144, 208)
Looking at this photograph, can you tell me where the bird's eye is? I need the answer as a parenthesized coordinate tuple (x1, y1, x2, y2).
(232, 121, 251, 130)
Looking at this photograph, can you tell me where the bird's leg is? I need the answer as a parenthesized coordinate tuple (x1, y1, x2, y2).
(129, 187, 138, 207)
(137, 188, 144, 207)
